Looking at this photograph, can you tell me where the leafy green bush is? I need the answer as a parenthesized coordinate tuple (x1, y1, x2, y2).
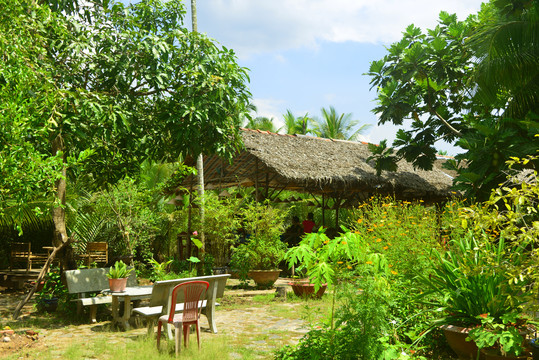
(229, 201, 288, 275)
(348, 196, 446, 278)
(35, 268, 77, 316)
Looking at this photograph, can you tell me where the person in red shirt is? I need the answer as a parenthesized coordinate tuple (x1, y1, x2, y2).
(302, 212, 316, 233)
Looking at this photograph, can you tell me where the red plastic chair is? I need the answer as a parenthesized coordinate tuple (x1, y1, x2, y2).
(156, 280, 209, 355)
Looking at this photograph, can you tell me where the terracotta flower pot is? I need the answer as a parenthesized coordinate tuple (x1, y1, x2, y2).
(108, 277, 127, 292)
(289, 281, 327, 298)
(247, 269, 281, 288)
(441, 324, 481, 360)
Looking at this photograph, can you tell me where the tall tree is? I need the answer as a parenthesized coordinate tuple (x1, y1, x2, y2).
(282, 109, 314, 135)
(2, 0, 251, 317)
(366, 1, 538, 199)
(244, 116, 280, 132)
(315, 106, 371, 141)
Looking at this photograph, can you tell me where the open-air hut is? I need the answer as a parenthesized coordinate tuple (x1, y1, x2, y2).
(181, 128, 456, 227)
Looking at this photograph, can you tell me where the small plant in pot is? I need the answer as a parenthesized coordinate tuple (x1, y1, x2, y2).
(229, 201, 287, 288)
(106, 260, 133, 292)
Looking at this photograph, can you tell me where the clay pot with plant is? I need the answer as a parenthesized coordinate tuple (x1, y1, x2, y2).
(417, 233, 531, 360)
(106, 260, 133, 292)
(467, 312, 532, 360)
(229, 201, 287, 288)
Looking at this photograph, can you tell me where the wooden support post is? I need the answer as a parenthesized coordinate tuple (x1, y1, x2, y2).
(322, 193, 326, 227)
(335, 195, 341, 229)
(255, 159, 259, 201)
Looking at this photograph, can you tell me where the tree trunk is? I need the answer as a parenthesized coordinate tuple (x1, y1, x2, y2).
(13, 133, 73, 319)
(51, 134, 71, 269)
(196, 154, 205, 265)
(191, 0, 197, 32)
(12, 241, 70, 319)
(191, 0, 206, 273)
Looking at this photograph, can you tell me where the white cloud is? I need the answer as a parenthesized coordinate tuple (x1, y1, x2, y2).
(252, 98, 286, 129)
(197, 0, 483, 58)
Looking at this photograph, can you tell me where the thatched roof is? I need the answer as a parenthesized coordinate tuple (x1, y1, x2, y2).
(181, 128, 456, 203)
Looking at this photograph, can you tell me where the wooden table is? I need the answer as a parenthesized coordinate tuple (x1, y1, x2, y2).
(103, 286, 153, 330)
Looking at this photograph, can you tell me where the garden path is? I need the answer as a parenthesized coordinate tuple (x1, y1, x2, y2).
(0, 278, 310, 359)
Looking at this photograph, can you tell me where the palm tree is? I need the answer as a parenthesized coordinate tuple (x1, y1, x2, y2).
(471, 1, 538, 118)
(315, 106, 371, 141)
(244, 116, 280, 132)
(282, 109, 313, 135)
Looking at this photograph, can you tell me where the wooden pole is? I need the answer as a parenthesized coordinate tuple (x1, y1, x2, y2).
(255, 158, 259, 201)
(322, 193, 326, 227)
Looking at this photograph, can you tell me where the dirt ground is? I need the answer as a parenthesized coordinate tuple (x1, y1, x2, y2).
(0, 280, 309, 359)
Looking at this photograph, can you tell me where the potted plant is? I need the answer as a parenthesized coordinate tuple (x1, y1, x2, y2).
(288, 276, 327, 298)
(467, 312, 531, 360)
(417, 233, 529, 360)
(286, 264, 328, 298)
(229, 201, 287, 288)
(35, 268, 66, 312)
(106, 260, 133, 292)
(230, 234, 287, 288)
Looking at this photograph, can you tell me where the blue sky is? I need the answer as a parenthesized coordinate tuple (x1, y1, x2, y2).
(187, 0, 485, 155)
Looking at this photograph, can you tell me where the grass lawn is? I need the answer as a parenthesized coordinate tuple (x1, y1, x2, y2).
(1, 288, 333, 359)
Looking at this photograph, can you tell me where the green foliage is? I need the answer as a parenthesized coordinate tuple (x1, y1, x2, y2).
(160, 163, 197, 195)
(35, 268, 67, 302)
(74, 162, 186, 261)
(367, 140, 398, 176)
(106, 260, 133, 279)
(230, 236, 287, 276)
(366, 1, 539, 199)
(468, 312, 530, 356)
(0, 0, 251, 233)
(282, 110, 315, 136)
(279, 241, 404, 359)
(417, 233, 527, 327)
(244, 116, 280, 132)
(147, 258, 173, 282)
(229, 201, 288, 274)
(35, 268, 76, 315)
(455, 152, 539, 313)
(191, 191, 242, 266)
(349, 196, 443, 279)
(314, 106, 371, 141)
(284, 229, 376, 290)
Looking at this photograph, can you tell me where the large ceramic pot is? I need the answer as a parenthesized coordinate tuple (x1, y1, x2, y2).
(481, 348, 528, 360)
(441, 324, 481, 360)
(108, 277, 127, 292)
(289, 280, 327, 298)
(248, 269, 281, 288)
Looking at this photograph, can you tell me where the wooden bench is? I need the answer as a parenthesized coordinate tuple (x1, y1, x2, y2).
(133, 274, 230, 336)
(9, 242, 48, 272)
(64, 267, 137, 323)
